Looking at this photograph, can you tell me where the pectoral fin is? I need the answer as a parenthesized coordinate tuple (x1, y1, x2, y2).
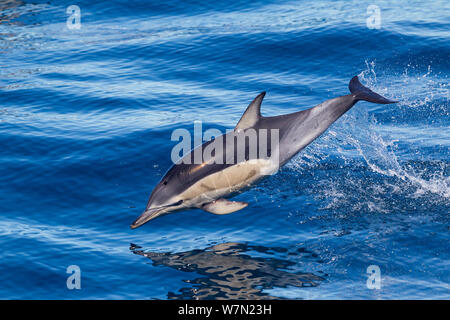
(202, 199, 248, 215)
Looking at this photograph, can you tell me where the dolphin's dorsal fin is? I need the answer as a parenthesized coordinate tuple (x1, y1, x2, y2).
(235, 92, 266, 131)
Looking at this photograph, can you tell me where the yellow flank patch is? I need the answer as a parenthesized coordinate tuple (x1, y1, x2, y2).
(179, 159, 272, 203)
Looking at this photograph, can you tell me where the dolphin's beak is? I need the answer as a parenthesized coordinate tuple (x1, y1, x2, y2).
(130, 208, 164, 229)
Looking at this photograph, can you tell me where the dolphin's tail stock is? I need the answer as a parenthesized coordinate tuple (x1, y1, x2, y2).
(349, 76, 397, 104)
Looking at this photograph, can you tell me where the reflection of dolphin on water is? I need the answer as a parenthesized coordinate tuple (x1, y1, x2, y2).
(131, 76, 397, 228)
(0, 1, 24, 25)
(131, 242, 324, 299)
(0, 0, 23, 12)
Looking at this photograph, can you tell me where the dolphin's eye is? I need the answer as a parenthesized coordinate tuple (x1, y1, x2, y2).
(163, 180, 168, 185)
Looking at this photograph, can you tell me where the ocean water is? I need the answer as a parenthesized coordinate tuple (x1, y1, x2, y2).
(0, 0, 448, 300)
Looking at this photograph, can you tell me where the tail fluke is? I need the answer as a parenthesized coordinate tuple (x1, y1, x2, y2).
(349, 76, 397, 104)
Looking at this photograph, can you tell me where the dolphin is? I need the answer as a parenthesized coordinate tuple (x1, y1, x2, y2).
(131, 76, 396, 228)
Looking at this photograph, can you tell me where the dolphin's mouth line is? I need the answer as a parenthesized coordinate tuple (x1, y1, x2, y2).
(130, 200, 184, 229)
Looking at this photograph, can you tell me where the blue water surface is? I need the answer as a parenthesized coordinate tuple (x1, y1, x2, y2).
(0, 0, 448, 299)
